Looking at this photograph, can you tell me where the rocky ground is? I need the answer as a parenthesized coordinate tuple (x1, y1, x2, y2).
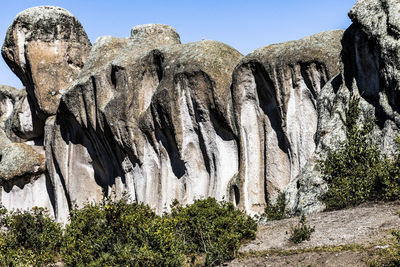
(227, 201, 400, 266)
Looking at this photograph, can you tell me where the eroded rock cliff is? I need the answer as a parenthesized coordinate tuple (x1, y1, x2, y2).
(0, 0, 398, 222)
(231, 30, 343, 214)
(286, 0, 400, 214)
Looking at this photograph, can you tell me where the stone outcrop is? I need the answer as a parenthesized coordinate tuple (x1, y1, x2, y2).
(231, 30, 343, 213)
(0, 6, 92, 218)
(0, 85, 25, 140)
(0, 141, 52, 216)
(1, 0, 399, 222)
(1, 6, 91, 138)
(45, 24, 243, 220)
(0, 85, 53, 215)
(286, 0, 400, 214)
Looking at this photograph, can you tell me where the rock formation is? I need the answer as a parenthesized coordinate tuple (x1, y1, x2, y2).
(45, 25, 243, 220)
(286, 0, 400, 214)
(0, 0, 399, 222)
(231, 31, 343, 214)
(0, 6, 91, 218)
(2, 6, 91, 139)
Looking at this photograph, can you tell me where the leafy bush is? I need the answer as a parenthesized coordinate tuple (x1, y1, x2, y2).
(169, 197, 257, 266)
(0, 197, 256, 266)
(0, 206, 63, 266)
(62, 197, 184, 267)
(319, 96, 400, 210)
(264, 193, 287, 221)
(61, 197, 256, 266)
(288, 215, 315, 244)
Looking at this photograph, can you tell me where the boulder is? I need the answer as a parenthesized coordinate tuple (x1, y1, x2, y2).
(0, 142, 54, 217)
(1, 6, 91, 138)
(0, 143, 45, 182)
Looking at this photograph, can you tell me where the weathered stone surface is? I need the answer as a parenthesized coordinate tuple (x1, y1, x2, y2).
(231, 30, 343, 214)
(3, 2, 400, 222)
(5, 92, 38, 140)
(0, 85, 21, 127)
(0, 143, 45, 181)
(44, 23, 244, 219)
(286, 0, 400, 214)
(1, 173, 54, 217)
(1, 6, 91, 137)
(0, 140, 54, 216)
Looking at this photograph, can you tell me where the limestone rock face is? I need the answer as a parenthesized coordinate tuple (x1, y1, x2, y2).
(0, 142, 54, 217)
(45, 23, 244, 220)
(0, 143, 45, 181)
(3, 2, 399, 222)
(0, 85, 21, 127)
(0, 87, 48, 208)
(0, 85, 23, 137)
(231, 30, 343, 213)
(286, 0, 400, 214)
(1, 6, 91, 137)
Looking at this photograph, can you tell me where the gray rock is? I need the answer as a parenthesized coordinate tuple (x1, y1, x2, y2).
(3, 2, 400, 222)
(287, 0, 400, 214)
(0, 142, 45, 182)
(231, 30, 343, 214)
(1, 6, 91, 138)
(0, 132, 54, 216)
(45, 22, 243, 218)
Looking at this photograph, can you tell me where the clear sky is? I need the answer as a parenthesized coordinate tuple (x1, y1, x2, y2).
(0, 0, 357, 89)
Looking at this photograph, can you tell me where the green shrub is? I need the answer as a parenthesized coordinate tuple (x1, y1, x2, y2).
(169, 197, 257, 266)
(264, 193, 287, 221)
(61, 197, 256, 266)
(288, 215, 315, 244)
(319, 96, 400, 210)
(0, 206, 63, 266)
(62, 197, 184, 267)
(0, 197, 256, 266)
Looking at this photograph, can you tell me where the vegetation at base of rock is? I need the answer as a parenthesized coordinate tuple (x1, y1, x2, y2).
(368, 214, 400, 267)
(0, 197, 257, 266)
(319, 96, 400, 210)
(264, 193, 287, 221)
(62, 198, 183, 266)
(0, 206, 63, 266)
(288, 215, 315, 244)
(169, 197, 257, 266)
(368, 231, 400, 266)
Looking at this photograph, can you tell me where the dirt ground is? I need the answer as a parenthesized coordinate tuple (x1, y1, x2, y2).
(227, 202, 400, 267)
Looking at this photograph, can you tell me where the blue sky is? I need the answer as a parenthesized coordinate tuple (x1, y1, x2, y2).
(1, 0, 357, 88)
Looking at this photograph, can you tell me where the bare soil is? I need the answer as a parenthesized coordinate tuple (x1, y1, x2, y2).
(227, 201, 400, 267)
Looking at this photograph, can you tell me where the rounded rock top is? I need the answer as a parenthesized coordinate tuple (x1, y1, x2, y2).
(130, 24, 181, 46)
(15, 6, 74, 20)
(4, 5, 90, 44)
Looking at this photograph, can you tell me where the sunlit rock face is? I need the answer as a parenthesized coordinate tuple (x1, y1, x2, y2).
(45, 24, 243, 220)
(231, 30, 343, 214)
(286, 0, 400, 215)
(1, 6, 91, 138)
(0, 6, 91, 218)
(0, 86, 52, 214)
(3, 1, 397, 222)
